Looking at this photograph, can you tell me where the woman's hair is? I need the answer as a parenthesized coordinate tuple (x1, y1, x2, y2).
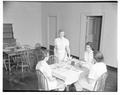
(85, 42, 94, 50)
(94, 51, 104, 62)
(41, 48, 49, 60)
(59, 29, 64, 33)
(35, 43, 41, 50)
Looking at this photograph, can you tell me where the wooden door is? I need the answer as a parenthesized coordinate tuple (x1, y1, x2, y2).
(86, 16, 102, 51)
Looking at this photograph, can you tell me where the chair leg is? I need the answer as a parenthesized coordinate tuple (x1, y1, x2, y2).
(8, 59, 11, 72)
(82, 88, 90, 92)
(3, 60, 7, 71)
(22, 62, 24, 72)
(66, 85, 70, 91)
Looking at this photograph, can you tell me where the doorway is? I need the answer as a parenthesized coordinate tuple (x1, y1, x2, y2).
(85, 16, 102, 51)
(48, 16, 57, 55)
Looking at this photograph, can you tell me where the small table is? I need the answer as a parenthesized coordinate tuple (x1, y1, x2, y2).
(3, 48, 33, 72)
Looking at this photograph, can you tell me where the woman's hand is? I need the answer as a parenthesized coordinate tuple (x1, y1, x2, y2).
(48, 76, 56, 81)
(68, 56, 72, 60)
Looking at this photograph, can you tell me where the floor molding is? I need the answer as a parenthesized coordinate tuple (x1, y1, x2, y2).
(107, 65, 117, 72)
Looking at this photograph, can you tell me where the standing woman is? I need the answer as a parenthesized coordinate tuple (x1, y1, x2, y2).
(54, 29, 71, 63)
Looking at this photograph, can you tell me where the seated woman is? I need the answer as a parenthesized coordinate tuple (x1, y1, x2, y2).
(74, 51, 107, 91)
(36, 49, 65, 91)
(32, 43, 44, 70)
(82, 42, 95, 69)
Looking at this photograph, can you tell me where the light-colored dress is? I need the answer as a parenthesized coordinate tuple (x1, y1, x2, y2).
(36, 60, 57, 90)
(75, 62, 107, 91)
(54, 37, 69, 63)
(82, 50, 94, 69)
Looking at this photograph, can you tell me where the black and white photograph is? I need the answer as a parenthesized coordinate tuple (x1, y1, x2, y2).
(2, 0, 118, 93)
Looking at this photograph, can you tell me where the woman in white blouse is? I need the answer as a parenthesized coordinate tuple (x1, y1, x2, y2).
(82, 42, 94, 69)
(36, 49, 65, 91)
(54, 29, 71, 63)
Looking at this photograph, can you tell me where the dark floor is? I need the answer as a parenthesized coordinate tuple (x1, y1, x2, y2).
(3, 66, 117, 92)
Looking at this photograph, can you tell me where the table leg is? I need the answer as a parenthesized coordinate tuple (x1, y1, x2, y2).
(3, 60, 7, 70)
(66, 85, 70, 91)
(22, 62, 23, 72)
(8, 57, 11, 72)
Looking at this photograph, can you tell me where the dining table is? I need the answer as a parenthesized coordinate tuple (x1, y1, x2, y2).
(50, 58, 87, 86)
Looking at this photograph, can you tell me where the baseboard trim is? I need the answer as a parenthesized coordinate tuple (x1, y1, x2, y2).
(107, 65, 117, 72)
(71, 55, 79, 59)
(41, 46, 47, 50)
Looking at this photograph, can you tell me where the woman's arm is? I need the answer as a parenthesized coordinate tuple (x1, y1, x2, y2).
(54, 47, 57, 57)
(87, 78, 95, 84)
(66, 45, 70, 58)
(54, 39, 57, 57)
(87, 65, 96, 84)
(66, 39, 70, 58)
(42, 64, 56, 81)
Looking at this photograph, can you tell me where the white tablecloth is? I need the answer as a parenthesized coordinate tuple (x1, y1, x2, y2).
(51, 63, 83, 85)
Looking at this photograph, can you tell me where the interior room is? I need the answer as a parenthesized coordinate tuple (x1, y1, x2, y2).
(3, 1, 118, 92)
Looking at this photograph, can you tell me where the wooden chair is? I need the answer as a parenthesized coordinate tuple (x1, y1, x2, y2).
(47, 55, 57, 65)
(33, 48, 43, 62)
(83, 72, 108, 92)
(36, 70, 65, 91)
(3, 52, 11, 71)
(36, 70, 49, 91)
(3, 51, 20, 72)
(93, 72, 108, 91)
(27, 49, 36, 70)
(8, 52, 19, 72)
(3, 57, 11, 71)
(32, 48, 44, 70)
(16, 50, 30, 72)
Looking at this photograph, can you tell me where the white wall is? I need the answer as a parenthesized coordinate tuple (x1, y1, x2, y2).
(41, 3, 117, 68)
(3, 1, 42, 47)
(3, 2, 117, 67)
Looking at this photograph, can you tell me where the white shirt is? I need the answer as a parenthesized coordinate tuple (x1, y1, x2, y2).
(84, 50, 94, 64)
(84, 62, 107, 90)
(36, 60, 57, 90)
(54, 37, 69, 62)
(75, 62, 107, 91)
(36, 60, 52, 77)
(83, 50, 94, 69)
(88, 62, 107, 81)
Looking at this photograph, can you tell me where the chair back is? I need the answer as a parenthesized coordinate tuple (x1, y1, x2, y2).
(28, 49, 36, 70)
(20, 50, 31, 66)
(22, 44, 31, 50)
(3, 43, 9, 49)
(3, 54, 11, 71)
(47, 55, 57, 65)
(16, 50, 30, 72)
(34, 48, 44, 62)
(93, 72, 108, 91)
(36, 70, 49, 91)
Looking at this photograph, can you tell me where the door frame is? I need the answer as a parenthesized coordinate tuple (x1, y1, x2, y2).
(47, 15, 59, 49)
(79, 12, 105, 59)
(86, 16, 102, 51)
